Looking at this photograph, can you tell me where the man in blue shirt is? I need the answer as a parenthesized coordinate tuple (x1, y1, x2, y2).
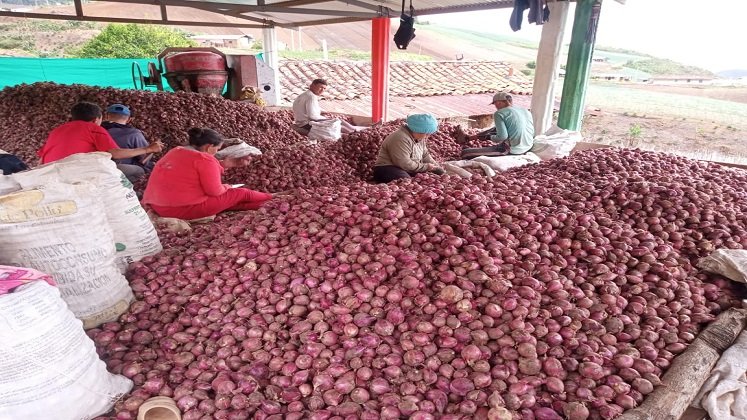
(457, 92, 535, 159)
(102, 104, 157, 183)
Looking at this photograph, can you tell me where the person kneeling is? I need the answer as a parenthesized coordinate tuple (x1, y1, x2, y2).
(458, 91, 534, 159)
(373, 114, 444, 184)
(143, 127, 272, 220)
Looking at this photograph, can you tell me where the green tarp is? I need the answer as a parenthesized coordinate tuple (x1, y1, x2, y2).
(0, 57, 166, 91)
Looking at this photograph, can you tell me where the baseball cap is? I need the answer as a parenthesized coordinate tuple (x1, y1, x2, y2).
(106, 104, 131, 116)
(489, 91, 512, 104)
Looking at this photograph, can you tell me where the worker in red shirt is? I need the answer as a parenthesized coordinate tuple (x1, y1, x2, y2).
(37, 102, 163, 174)
(143, 127, 273, 220)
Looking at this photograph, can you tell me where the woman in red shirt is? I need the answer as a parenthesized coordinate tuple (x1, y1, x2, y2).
(143, 127, 272, 220)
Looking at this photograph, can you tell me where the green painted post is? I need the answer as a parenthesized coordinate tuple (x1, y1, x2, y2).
(557, 0, 601, 131)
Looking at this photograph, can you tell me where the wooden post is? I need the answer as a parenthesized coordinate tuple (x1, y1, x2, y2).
(531, 0, 569, 135)
(619, 308, 747, 420)
(557, 0, 600, 131)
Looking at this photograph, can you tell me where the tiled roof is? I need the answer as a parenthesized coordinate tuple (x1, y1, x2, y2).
(320, 93, 536, 120)
(279, 60, 533, 103)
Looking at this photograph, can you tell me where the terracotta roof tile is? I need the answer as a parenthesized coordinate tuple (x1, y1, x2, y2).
(278, 60, 533, 103)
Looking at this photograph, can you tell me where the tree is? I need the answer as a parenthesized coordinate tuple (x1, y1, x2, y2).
(75, 24, 197, 58)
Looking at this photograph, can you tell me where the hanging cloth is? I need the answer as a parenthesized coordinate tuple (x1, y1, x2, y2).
(510, 0, 550, 32)
(394, 0, 416, 49)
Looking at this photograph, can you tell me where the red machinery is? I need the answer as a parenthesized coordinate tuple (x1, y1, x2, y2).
(132, 47, 278, 105)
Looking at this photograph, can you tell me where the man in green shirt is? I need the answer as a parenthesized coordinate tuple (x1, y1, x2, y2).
(458, 91, 535, 159)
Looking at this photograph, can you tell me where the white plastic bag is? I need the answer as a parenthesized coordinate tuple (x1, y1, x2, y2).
(474, 153, 541, 172)
(531, 127, 583, 160)
(216, 141, 262, 159)
(10, 152, 162, 272)
(697, 249, 747, 283)
(692, 331, 747, 420)
(309, 119, 342, 141)
(0, 182, 133, 328)
(0, 281, 132, 420)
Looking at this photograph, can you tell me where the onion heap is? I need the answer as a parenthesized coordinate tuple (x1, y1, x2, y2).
(88, 147, 746, 420)
(0, 83, 304, 165)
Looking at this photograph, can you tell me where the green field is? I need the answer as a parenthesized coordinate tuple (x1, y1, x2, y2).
(585, 83, 747, 127)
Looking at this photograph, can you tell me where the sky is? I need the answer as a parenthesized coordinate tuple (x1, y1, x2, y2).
(423, 0, 747, 73)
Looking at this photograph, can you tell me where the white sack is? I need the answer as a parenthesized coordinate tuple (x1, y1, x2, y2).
(10, 152, 162, 272)
(473, 153, 541, 172)
(0, 281, 132, 420)
(0, 182, 133, 328)
(697, 249, 747, 284)
(216, 141, 262, 159)
(443, 163, 473, 178)
(444, 160, 496, 178)
(309, 119, 342, 141)
(531, 128, 583, 160)
(692, 331, 747, 420)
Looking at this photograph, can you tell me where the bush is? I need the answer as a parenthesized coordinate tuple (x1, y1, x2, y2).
(75, 23, 196, 58)
(526, 60, 536, 69)
(520, 69, 532, 76)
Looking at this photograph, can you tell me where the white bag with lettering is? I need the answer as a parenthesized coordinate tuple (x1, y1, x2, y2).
(0, 281, 132, 420)
(10, 152, 162, 272)
(0, 182, 133, 328)
(308, 119, 342, 141)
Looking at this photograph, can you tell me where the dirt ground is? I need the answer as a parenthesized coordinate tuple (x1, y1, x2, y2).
(580, 84, 747, 165)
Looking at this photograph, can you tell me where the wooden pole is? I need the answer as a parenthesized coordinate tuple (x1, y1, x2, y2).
(619, 308, 747, 420)
(557, 0, 600, 131)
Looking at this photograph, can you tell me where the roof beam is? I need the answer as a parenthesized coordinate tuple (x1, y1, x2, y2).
(294, 15, 370, 27)
(160, 3, 168, 20)
(0, 10, 266, 27)
(97, 0, 272, 24)
(415, 0, 514, 15)
(74, 0, 84, 16)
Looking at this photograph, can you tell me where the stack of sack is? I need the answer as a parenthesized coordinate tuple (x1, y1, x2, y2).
(0, 152, 162, 328)
(0, 268, 132, 419)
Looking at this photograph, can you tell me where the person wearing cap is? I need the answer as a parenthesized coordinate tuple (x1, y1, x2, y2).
(38, 101, 164, 175)
(102, 104, 158, 183)
(292, 78, 375, 136)
(456, 91, 534, 159)
(373, 114, 444, 183)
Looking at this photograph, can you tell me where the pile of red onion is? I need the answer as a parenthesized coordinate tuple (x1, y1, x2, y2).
(88, 147, 746, 419)
(0, 83, 304, 165)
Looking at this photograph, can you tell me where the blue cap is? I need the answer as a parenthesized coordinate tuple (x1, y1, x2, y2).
(406, 113, 438, 134)
(106, 104, 131, 116)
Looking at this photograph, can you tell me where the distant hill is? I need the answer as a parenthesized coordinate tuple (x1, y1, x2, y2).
(0, 6, 716, 80)
(718, 69, 747, 79)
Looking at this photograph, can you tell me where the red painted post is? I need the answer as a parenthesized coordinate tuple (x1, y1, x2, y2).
(371, 17, 391, 122)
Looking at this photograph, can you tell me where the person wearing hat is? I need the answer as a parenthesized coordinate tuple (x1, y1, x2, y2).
(373, 114, 444, 183)
(38, 101, 164, 177)
(456, 91, 534, 159)
(102, 104, 160, 183)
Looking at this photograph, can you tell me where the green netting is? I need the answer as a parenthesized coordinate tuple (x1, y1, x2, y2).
(0, 57, 169, 91)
